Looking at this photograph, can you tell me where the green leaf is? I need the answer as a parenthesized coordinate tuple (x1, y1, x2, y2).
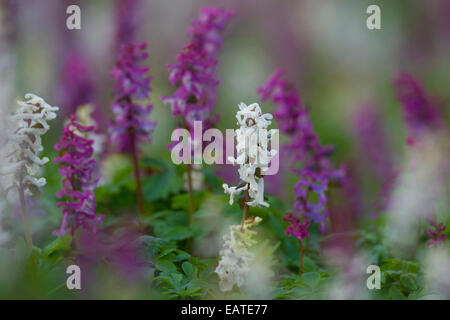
(400, 274, 417, 291)
(43, 234, 72, 257)
(301, 272, 320, 288)
(389, 286, 406, 300)
(159, 226, 192, 241)
(142, 166, 181, 201)
(302, 256, 318, 272)
(155, 260, 177, 273)
(182, 262, 194, 278)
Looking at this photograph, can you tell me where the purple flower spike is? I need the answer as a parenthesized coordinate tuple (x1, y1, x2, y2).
(162, 7, 233, 131)
(109, 42, 156, 153)
(283, 213, 310, 242)
(189, 7, 234, 57)
(293, 171, 329, 224)
(424, 215, 447, 248)
(258, 69, 345, 185)
(394, 72, 442, 140)
(54, 115, 104, 236)
(59, 53, 96, 115)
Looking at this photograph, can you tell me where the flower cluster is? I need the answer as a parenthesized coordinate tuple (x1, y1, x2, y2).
(223, 102, 278, 208)
(259, 70, 345, 232)
(258, 69, 345, 183)
(215, 216, 262, 292)
(293, 170, 329, 227)
(53, 115, 104, 236)
(115, 0, 141, 46)
(283, 212, 310, 242)
(424, 218, 447, 248)
(162, 7, 233, 130)
(0, 94, 58, 201)
(109, 42, 156, 153)
(394, 72, 442, 141)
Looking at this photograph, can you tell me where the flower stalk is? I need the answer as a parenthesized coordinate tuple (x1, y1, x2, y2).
(109, 42, 156, 216)
(0, 93, 58, 246)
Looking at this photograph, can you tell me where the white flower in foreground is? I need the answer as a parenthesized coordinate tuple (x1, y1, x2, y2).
(223, 102, 277, 207)
(215, 216, 262, 292)
(0, 93, 58, 200)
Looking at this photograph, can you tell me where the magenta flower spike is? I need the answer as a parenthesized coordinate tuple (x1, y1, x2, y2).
(258, 68, 345, 184)
(394, 72, 442, 141)
(54, 115, 104, 236)
(259, 69, 346, 234)
(162, 7, 233, 130)
(283, 213, 310, 242)
(109, 42, 155, 216)
(59, 52, 96, 116)
(109, 42, 155, 153)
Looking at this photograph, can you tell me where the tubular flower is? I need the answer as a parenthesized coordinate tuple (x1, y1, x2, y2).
(109, 42, 156, 153)
(283, 212, 310, 242)
(162, 7, 233, 131)
(424, 216, 447, 248)
(223, 102, 278, 208)
(215, 216, 262, 292)
(293, 170, 329, 226)
(0, 94, 58, 201)
(53, 115, 104, 236)
(394, 72, 442, 140)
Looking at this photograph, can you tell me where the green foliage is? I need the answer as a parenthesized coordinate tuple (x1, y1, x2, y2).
(373, 259, 425, 299)
(146, 237, 216, 299)
(275, 272, 331, 300)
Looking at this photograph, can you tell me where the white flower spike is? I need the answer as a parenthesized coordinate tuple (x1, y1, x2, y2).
(223, 102, 277, 208)
(0, 93, 58, 200)
(215, 216, 262, 292)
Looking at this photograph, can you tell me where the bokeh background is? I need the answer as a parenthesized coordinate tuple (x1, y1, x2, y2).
(0, 0, 449, 299)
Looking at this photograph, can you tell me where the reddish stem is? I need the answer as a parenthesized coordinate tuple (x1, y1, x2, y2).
(412, 217, 422, 259)
(130, 130, 145, 216)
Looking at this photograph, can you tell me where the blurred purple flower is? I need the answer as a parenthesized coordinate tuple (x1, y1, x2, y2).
(162, 7, 233, 131)
(258, 69, 345, 184)
(59, 53, 96, 115)
(115, 0, 142, 47)
(424, 215, 447, 248)
(424, 223, 447, 248)
(109, 42, 156, 153)
(352, 105, 394, 181)
(283, 212, 310, 242)
(54, 115, 104, 236)
(394, 72, 442, 140)
(293, 170, 329, 227)
(75, 227, 148, 287)
(188, 6, 234, 57)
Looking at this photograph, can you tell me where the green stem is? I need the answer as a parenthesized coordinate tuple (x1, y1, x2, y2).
(18, 181, 33, 248)
(298, 239, 304, 276)
(186, 164, 195, 224)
